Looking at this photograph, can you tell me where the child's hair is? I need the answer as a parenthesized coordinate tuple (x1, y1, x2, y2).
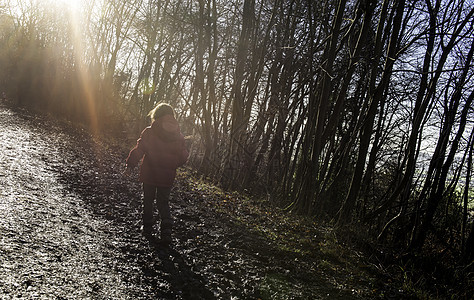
(148, 103, 175, 122)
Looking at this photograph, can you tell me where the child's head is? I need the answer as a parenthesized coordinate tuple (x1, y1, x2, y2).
(149, 103, 175, 122)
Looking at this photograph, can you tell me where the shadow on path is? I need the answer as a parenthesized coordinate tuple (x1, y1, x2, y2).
(144, 234, 216, 299)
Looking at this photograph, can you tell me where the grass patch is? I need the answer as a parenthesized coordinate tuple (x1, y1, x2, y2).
(176, 169, 434, 299)
(258, 273, 303, 300)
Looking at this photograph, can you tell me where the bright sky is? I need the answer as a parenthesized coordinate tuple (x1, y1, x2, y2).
(52, 0, 83, 12)
(4, 0, 86, 18)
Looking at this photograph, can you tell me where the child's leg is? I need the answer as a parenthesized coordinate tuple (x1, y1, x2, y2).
(156, 187, 172, 241)
(142, 183, 157, 229)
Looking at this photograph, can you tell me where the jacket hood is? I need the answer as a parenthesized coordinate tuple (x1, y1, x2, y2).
(151, 115, 181, 141)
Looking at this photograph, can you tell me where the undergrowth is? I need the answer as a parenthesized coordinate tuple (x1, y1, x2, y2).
(176, 168, 473, 299)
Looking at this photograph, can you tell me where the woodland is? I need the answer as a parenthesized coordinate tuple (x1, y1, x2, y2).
(0, 0, 473, 298)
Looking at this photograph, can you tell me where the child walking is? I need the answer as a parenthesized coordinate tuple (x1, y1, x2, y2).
(125, 103, 188, 244)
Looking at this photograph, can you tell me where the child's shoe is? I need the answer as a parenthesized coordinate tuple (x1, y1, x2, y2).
(141, 224, 153, 236)
(160, 229, 172, 245)
(160, 220, 173, 245)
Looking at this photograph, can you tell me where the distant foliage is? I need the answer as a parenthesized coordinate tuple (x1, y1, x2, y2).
(0, 1, 126, 132)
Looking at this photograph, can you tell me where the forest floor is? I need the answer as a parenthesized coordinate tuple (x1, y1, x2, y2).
(0, 100, 437, 299)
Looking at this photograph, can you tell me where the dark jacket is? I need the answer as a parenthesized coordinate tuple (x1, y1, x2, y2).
(126, 115, 188, 187)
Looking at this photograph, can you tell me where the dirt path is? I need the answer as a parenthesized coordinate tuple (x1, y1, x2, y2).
(0, 105, 136, 298)
(0, 102, 378, 299)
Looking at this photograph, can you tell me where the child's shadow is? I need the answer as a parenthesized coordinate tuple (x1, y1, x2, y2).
(144, 234, 215, 299)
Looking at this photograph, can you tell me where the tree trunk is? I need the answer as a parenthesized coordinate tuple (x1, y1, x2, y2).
(227, 0, 255, 189)
(462, 131, 473, 257)
(293, 0, 347, 215)
(338, 0, 403, 225)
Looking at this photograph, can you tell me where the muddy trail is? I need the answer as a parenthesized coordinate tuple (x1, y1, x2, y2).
(0, 102, 395, 299)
